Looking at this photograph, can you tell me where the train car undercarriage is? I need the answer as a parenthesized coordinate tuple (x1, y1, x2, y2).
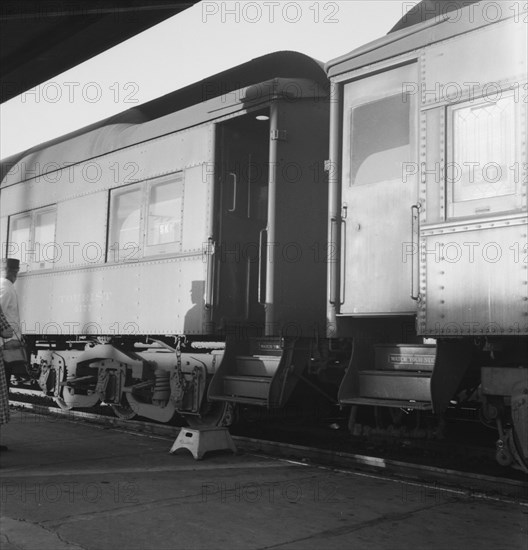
(7, 333, 527, 473)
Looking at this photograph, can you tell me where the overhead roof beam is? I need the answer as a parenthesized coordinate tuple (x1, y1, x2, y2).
(0, 1, 198, 103)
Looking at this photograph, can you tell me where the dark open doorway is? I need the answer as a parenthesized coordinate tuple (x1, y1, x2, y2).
(213, 110, 270, 331)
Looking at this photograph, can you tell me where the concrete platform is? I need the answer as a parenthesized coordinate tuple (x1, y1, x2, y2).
(0, 408, 526, 550)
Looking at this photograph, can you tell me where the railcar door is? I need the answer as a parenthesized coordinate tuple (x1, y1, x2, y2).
(212, 112, 269, 330)
(340, 64, 418, 315)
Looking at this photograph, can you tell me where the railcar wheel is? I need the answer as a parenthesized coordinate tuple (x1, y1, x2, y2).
(511, 427, 528, 473)
(496, 440, 513, 467)
(54, 397, 73, 410)
(111, 395, 137, 420)
(185, 402, 235, 428)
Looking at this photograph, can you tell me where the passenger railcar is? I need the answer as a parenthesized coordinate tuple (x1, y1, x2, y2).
(328, 0, 527, 470)
(0, 52, 330, 425)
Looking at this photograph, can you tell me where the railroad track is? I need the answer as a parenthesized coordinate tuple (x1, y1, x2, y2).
(8, 388, 527, 503)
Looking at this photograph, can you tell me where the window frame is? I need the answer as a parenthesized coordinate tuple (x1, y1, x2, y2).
(446, 90, 522, 219)
(144, 174, 184, 256)
(7, 205, 57, 270)
(106, 172, 184, 263)
(348, 91, 413, 187)
(341, 62, 418, 190)
(107, 181, 144, 263)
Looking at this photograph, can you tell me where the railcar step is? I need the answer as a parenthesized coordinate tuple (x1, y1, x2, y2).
(216, 395, 269, 406)
(359, 370, 432, 377)
(223, 375, 271, 401)
(374, 344, 436, 371)
(359, 370, 432, 402)
(223, 375, 272, 383)
(235, 355, 281, 377)
(340, 396, 432, 410)
(169, 427, 236, 460)
(249, 337, 284, 356)
(209, 337, 309, 408)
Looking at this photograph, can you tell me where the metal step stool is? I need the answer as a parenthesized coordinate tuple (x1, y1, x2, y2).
(169, 427, 237, 460)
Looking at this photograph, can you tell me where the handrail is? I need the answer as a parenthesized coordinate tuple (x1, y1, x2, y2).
(410, 204, 421, 301)
(227, 172, 237, 212)
(329, 217, 339, 305)
(258, 228, 267, 304)
(340, 216, 346, 306)
(204, 237, 215, 309)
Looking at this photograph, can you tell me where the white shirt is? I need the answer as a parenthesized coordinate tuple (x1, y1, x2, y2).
(0, 277, 21, 339)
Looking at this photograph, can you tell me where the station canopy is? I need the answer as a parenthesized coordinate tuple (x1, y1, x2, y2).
(0, 1, 198, 103)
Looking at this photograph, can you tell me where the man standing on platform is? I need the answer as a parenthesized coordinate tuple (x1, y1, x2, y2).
(0, 306, 14, 450)
(0, 258, 21, 338)
(0, 258, 22, 386)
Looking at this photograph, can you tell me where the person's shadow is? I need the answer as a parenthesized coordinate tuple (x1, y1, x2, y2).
(184, 280, 205, 333)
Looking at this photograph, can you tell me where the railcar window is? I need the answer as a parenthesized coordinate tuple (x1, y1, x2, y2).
(8, 214, 30, 262)
(34, 209, 57, 269)
(146, 177, 183, 249)
(342, 63, 417, 190)
(108, 172, 183, 262)
(447, 93, 521, 217)
(8, 207, 57, 270)
(351, 94, 410, 186)
(109, 185, 142, 257)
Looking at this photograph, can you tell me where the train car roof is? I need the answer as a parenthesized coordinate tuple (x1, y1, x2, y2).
(1, 51, 327, 184)
(388, 0, 480, 33)
(326, 0, 516, 78)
